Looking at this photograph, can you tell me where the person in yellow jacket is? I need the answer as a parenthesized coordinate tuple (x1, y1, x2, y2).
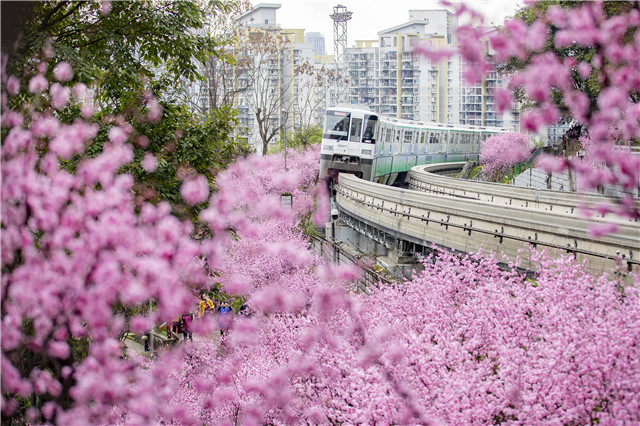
(198, 294, 215, 318)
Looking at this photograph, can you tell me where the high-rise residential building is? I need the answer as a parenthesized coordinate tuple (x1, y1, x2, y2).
(305, 32, 326, 55)
(345, 10, 460, 122)
(344, 10, 519, 130)
(200, 5, 519, 155)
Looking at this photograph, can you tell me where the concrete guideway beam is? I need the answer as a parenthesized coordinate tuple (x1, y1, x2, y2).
(336, 172, 640, 280)
(409, 163, 640, 218)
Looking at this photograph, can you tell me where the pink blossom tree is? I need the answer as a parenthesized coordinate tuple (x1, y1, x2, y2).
(416, 0, 640, 220)
(479, 132, 533, 180)
(3, 1, 640, 425)
(0, 60, 218, 422)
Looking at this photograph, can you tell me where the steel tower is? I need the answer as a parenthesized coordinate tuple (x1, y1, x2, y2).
(330, 4, 352, 104)
(330, 4, 352, 69)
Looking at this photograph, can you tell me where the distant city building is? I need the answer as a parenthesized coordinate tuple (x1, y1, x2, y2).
(305, 32, 326, 55)
(344, 10, 519, 130)
(199, 4, 522, 155)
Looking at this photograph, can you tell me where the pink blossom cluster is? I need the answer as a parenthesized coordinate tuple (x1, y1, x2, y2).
(479, 132, 533, 180)
(415, 1, 640, 220)
(1, 61, 212, 423)
(165, 244, 639, 424)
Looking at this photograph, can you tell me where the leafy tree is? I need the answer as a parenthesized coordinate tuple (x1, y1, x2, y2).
(272, 125, 322, 153)
(3, 0, 250, 224)
(4, 0, 227, 107)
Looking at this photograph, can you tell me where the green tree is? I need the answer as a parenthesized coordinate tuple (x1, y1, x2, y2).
(125, 103, 250, 226)
(4, 0, 228, 106)
(4, 0, 251, 224)
(272, 125, 322, 153)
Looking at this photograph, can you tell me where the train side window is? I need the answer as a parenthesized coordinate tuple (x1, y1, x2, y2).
(432, 132, 441, 144)
(420, 131, 425, 144)
(349, 118, 362, 142)
(404, 130, 413, 144)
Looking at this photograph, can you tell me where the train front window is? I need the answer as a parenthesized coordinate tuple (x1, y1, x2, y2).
(362, 114, 378, 143)
(323, 111, 351, 140)
(349, 118, 362, 142)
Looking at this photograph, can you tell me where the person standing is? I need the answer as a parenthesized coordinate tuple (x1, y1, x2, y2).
(182, 312, 193, 342)
(218, 301, 232, 337)
(198, 294, 207, 319)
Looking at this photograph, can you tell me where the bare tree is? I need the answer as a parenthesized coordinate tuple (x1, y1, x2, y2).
(290, 59, 346, 148)
(198, 0, 253, 114)
(233, 29, 294, 155)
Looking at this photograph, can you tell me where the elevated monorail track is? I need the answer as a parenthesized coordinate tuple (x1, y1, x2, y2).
(334, 165, 640, 278)
(408, 163, 640, 216)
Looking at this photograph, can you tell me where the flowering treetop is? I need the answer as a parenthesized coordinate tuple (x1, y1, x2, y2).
(417, 0, 640, 220)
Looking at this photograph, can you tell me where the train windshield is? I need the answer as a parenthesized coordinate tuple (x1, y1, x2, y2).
(362, 114, 378, 143)
(323, 111, 351, 140)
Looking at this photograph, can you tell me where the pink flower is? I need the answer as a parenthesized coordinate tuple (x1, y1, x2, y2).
(49, 83, 70, 110)
(495, 88, 513, 113)
(108, 126, 128, 144)
(52, 62, 74, 82)
(48, 341, 70, 359)
(146, 99, 162, 122)
(141, 152, 158, 172)
(6, 75, 20, 95)
(536, 154, 566, 173)
(101, 0, 111, 16)
(28, 74, 48, 93)
(180, 175, 209, 205)
(32, 117, 60, 138)
(588, 222, 619, 238)
(564, 90, 590, 123)
(577, 62, 591, 79)
(1, 111, 24, 128)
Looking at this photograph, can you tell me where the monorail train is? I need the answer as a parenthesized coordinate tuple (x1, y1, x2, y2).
(319, 105, 508, 185)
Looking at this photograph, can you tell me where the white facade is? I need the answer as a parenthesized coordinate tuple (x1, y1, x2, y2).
(235, 3, 280, 28)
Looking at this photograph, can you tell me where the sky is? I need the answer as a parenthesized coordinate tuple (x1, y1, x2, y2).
(272, 1, 523, 54)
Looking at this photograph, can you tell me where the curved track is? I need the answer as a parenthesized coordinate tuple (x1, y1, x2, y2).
(335, 164, 640, 278)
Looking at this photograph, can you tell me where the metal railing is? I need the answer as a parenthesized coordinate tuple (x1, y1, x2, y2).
(308, 235, 394, 293)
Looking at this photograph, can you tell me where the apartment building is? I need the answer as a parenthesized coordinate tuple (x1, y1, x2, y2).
(345, 10, 519, 130)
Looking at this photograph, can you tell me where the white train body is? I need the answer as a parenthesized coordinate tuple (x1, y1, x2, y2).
(319, 105, 508, 183)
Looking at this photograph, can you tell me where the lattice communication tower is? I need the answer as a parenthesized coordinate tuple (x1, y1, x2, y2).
(330, 4, 352, 70)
